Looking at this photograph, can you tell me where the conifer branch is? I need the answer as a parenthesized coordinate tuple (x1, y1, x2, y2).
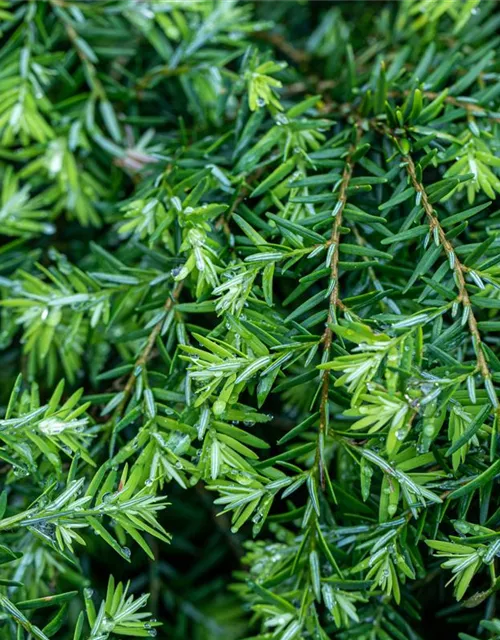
(316, 125, 362, 487)
(113, 281, 184, 420)
(1, 3, 500, 637)
(404, 154, 493, 386)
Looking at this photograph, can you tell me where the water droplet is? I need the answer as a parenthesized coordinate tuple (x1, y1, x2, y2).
(102, 616, 114, 632)
(275, 114, 289, 126)
(122, 546, 131, 559)
(424, 424, 435, 436)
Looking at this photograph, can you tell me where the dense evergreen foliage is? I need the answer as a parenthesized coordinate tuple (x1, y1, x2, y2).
(1, 1, 500, 638)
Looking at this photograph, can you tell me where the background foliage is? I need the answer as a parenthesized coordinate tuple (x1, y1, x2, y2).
(1, 0, 500, 638)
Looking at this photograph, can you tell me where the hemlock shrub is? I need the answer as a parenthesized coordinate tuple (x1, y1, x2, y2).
(1, 1, 500, 639)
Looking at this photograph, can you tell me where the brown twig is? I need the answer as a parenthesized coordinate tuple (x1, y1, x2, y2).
(253, 31, 310, 65)
(316, 125, 362, 488)
(113, 281, 184, 420)
(404, 153, 490, 380)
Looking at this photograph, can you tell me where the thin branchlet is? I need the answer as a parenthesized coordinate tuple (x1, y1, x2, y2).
(113, 280, 184, 421)
(316, 124, 362, 488)
(404, 153, 491, 380)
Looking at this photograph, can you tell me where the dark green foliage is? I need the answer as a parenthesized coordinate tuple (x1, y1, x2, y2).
(1, 1, 500, 638)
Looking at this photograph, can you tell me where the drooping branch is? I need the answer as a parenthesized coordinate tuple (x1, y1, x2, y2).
(404, 154, 494, 390)
(112, 281, 184, 424)
(316, 125, 362, 487)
